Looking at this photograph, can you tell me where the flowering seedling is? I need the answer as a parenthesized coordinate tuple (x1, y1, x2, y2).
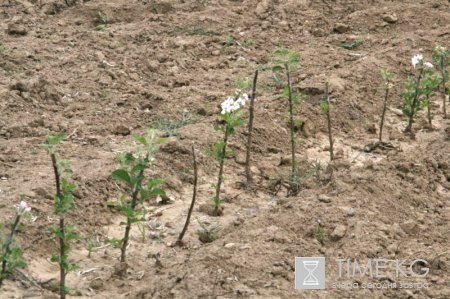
(272, 47, 302, 182)
(403, 54, 434, 132)
(320, 83, 334, 161)
(0, 201, 31, 287)
(109, 128, 165, 264)
(379, 69, 394, 142)
(210, 89, 248, 215)
(421, 71, 441, 126)
(432, 45, 450, 118)
(42, 133, 80, 299)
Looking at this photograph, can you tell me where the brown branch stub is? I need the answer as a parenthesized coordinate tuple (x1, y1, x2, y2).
(245, 70, 259, 187)
(176, 145, 198, 246)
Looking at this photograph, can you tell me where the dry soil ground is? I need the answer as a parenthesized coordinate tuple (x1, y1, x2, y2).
(0, 0, 449, 298)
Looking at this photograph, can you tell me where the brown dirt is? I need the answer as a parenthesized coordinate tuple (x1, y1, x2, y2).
(0, 0, 449, 298)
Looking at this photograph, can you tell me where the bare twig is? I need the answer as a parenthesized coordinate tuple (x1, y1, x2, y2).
(285, 63, 296, 178)
(176, 145, 198, 245)
(245, 70, 258, 187)
(325, 83, 334, 161)
(439, 56, 447, 118)
(379, 78, 390, 142)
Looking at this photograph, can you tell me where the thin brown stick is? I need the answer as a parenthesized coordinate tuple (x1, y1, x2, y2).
(379, 80, 390, 142)
(176, 146, 198, 245)
(245, 70, 258, 187)
(285, 63, 296, 178)
(325, 83, 334, 161)
(440, 56, 447, 118)
(51, 154, 65, 299)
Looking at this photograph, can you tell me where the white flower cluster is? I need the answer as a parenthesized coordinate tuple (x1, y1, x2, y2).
(220, 92, 249, 114)
(411, 54, 433, 69)
(16, 201, 31, 213)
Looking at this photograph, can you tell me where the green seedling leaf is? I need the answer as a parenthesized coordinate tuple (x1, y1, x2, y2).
(112, 169, 132, 186)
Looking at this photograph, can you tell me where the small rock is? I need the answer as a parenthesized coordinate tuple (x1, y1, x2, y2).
(333, 23, 349, 34)
(346, 208, 355, 217)
(388, 107, 403, 116)
(318, 194, 332, 203)
(224, 243, 235, 248)
(113, 125, 130, 136)
(382, 13, 398, 24)
(211, 50, 220, 56)
(330, 224, 347, 241)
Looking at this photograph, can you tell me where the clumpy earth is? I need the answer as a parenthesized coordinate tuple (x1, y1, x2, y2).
(0, 0, 449, 298)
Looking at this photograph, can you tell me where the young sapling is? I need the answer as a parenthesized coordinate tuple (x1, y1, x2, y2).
(210, 89, 248, 215)
(0, 201, 31, 287)
(379, 69, 394, 142)
(432, 45, 450, 118)
(421, 71, 441, 127)
(272, 47, 302, 182)
(320, 83, 334, 161)
(42, 133, 80, 299)
(403, 54, 434, 133)
(109, 128, 165, 264)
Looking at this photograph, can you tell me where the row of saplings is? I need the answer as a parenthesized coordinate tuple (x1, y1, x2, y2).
(0, 46, 448, 298)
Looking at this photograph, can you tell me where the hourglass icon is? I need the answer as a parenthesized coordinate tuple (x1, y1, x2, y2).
(302, 260, 319, 286)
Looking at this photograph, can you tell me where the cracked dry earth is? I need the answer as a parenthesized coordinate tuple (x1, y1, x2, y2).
(0, 0, 449, 298)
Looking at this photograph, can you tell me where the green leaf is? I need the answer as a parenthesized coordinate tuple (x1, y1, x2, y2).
(112, 169, 132, 186)
(320, 100, 330, 113)
(51, 255, 60, 263)
(131, 164, 147, 174)
(272, 65, 283, 73)
(133, 134, 148, 146)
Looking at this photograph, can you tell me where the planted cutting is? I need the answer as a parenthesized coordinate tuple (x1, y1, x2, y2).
(379, 69, 394, 142)
(421, 70, 441, 127)
(245, 70, 258, 186)
(0, 201, 31, 287)
(272, 47, 303, 190)
(109, 128, 166, 264)
(176, 145, 198, 245)
(403, 54, 434, 133)
(432, 45, 450, 118)
(210, 89, 248, 215)
(42, 133, 80, 299)
(320, 83, 334, 161)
